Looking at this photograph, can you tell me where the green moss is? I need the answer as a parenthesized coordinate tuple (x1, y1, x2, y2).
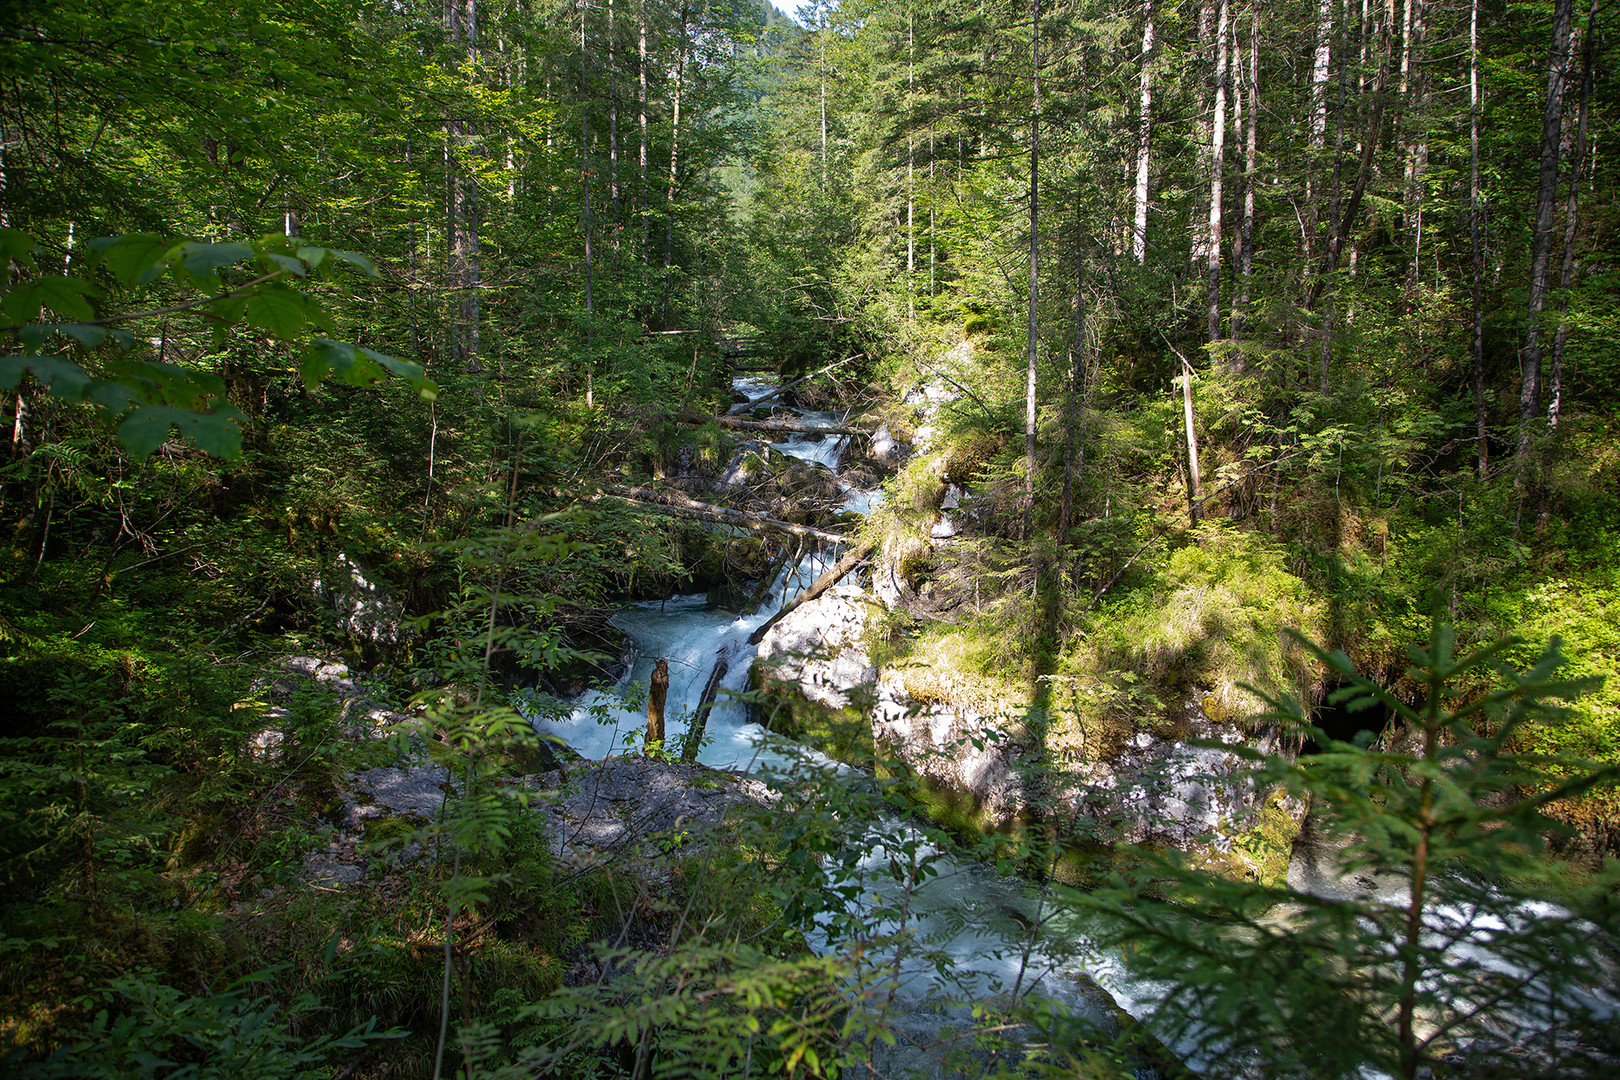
(754, 672, 875, 766)
(360, 813, 427, 848)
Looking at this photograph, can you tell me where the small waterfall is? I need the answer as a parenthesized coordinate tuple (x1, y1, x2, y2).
(528, 375, 1148, 1071)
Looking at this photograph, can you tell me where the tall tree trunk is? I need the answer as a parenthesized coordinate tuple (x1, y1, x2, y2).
(608, 0, 620, 231)
(1518, 0, 1574, 470)
(1304, 0, 1391, 321)
(1233, 7, 1258, 340)
(1206, 0, 1229, 344)
(819, 20, 828, 183)
(1182, 356, 1203, 523)
(1025, 0, 1041, 535)
(1131, 0, 1154, 265)
(1469, 0, 1487, 478)
(1191, 0, 1214, 271)
(581, 0, 595, 391)
(1060, 212, 1086, 540)
(1548, 0, 1597, 436)
(1305, 0, 1333, 263)
(448, 0, 481, 373)
(662, 5, 688, 318)
(907, 9, 915, 325)
(1401, 0, 1430, 313)
(638, 0, 648, 263)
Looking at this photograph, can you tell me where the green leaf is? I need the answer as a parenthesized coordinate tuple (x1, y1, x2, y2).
(56, 324, 111, 349)
(361, 347, 438, 401)
(243, 286, 308, 339)
(0, 355, 93, 398)
(91, 234, 172, 285)
(296, 246, 329, 269)
(176, 411, 245, 459)
(328, 250, 379, 277)
(117, 405, 185, 458)
(1, 284, 42, 324)
(261, 252, 307, 278)
(0, 228, 36, 264)
(299, 340, 346, 388)
(32, 276, 100, 322)
(18, 325, 51, 353)
(175, 241, 253, 286)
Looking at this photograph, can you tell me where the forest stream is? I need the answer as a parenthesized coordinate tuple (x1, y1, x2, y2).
(532, 377, 1166, 1075)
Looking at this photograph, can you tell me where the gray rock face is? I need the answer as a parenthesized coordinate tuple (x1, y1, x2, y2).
(302, 760, 452, 888)
(1059, 715, 1274, 849)
(867, 422, 909, 469)
(538, 756, 772, 869)
(314, 553, 411, 648)
(755, 592, 876, 710)
(249, 655, 408, 761)
(871, 676, 1028, 829)
(1286, 808, 1411, 904)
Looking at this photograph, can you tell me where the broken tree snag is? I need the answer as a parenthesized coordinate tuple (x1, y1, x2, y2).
(610, 486, 848, 544)
(647, 657, 670, 751)
(729, 354, 861, 413)
(747, 541, 875, 646)
(682, 648, 731, 762)
(708, 415, 871, 437)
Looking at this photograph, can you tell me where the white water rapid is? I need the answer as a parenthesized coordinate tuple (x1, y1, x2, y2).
(529, 376, 1162, 1074)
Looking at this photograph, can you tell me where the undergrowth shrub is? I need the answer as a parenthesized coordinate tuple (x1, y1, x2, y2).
(1058, 521, 1323, 749)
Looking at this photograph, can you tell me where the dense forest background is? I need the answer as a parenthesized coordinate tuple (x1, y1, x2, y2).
(2, 0, 1619, 1074)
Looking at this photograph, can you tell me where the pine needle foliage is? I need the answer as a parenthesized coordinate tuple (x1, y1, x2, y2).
(1070, 621, 1620, 1079)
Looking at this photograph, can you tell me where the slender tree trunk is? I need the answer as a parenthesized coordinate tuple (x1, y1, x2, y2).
(662, 5, 687, 315)
(1401, 0, 1430, 313)
(1469, 0, 1487, 478)
(907, 10, 915, 325)
(448, 0, 481, 373)
(1181, 357, 1203, 523)
(1548, 0, 1597, 436)
(1206, 0, 1230, 343)
(1025, 0, 1041, 535)
(819, 20, 828, 183)
(1131, 1, 1155, 265)
(581, 0, 595, 389)
(1060, 213, 1086, 540)
(1233, 7, 1258, 340)
(608, 0, 620, 231)
(1304, 0, 1390, 319)
(1518, 0, 1574, 470)
(1191, 0, 1214, 271)
(639, 0, 648, 263)
(1305, 0, 1333, 263)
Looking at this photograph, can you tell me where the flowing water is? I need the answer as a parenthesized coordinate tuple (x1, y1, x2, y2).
(531, 377, 1162, 1071)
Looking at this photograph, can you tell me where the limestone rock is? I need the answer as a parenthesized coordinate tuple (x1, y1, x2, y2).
(755, 592, 877, 710)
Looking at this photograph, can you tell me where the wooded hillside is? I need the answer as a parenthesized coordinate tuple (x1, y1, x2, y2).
(2, 0, 1618, 1075)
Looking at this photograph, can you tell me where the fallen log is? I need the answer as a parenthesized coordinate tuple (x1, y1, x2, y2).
(729, 354, 860, 413)
(706, 414, 871, 437)
(748, 541, 876, 646)
(608, 486, 848, 545)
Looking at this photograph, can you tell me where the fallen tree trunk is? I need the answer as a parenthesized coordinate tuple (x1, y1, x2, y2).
(730, 354, 860, 412)
(706, 414, 871, 438)
(748, 541, 875, 646)
(608, 487, 849, 544)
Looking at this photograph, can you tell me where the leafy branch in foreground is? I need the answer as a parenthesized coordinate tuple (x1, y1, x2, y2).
(0, 228, 436, 459)
(1068, 621, 1620, 1079)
